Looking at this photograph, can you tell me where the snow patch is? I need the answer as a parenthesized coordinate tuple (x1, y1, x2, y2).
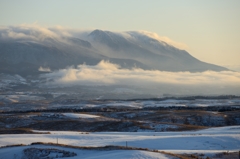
(63, 113, 100, 119)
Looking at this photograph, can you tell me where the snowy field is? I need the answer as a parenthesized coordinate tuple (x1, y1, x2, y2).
(0, 126, 239, 158)
(0, 145, 173, 159)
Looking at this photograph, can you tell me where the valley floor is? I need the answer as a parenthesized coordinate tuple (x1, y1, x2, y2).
(1, 97, 240, 158)
(0, 126, 239, 159)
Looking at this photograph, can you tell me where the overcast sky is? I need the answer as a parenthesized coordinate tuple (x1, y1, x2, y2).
(0, 0, 239, 69)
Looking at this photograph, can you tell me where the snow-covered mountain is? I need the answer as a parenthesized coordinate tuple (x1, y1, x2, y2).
(0, 26, 228, 75)
(88, 30, 227, 72)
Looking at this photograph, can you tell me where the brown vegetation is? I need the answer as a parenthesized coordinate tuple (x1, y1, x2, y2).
(0, 128, 50, 134)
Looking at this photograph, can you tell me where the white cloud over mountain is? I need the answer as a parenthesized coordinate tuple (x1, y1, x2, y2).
(0, 24, 187, 50)
(138, 30, 189, 50)
(0, 24, 59, 41)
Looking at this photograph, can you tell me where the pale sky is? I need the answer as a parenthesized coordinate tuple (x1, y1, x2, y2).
(0, 0, 240, 69)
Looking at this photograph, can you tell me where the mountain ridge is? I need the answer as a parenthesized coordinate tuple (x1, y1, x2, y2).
(88, 29, 227, 72)
(0, 26, 228, 75)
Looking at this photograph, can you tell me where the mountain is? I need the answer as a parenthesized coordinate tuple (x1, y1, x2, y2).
(0, 36, 149, 75)
(88, 30, 227, 72)
(0, 27, 228, 75)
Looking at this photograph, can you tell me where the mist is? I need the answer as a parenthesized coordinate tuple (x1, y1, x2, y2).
(41, 61, 240, 96)
(1, 25, 239, 96)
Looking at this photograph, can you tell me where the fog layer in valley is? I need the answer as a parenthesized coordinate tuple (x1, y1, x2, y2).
(0, 24, 239, 96)
(41, 61, 240, 96)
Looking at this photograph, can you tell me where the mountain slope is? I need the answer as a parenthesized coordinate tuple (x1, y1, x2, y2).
(0, 26, 228, 75)
(0, 38, 149, 75)
(88, 30, 227, 72)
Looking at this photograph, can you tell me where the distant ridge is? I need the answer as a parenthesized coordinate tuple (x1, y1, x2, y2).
(0, 27, 228, 75)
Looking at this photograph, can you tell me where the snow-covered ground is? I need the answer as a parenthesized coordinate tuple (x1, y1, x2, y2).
(106, 99, 240, 108)
(0, 145, 173, 159)
(0, 126, 239, 158)
(50, 98, 240, 109)
(0, 126, 239, 153)
(1, 96, 239, 112)
(0, 95, 45, 103)
(0, 74, 27, 90)
(62, 113, 100, 119)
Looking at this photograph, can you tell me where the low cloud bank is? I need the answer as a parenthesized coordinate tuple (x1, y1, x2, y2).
(39, 66, 51, 72)
(42, 61, 240, 95)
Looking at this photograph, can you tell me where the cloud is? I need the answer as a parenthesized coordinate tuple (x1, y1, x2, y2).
(0, 24, 96, 49)
(42, 61, 240, 95)
(39, 66, 51, 72)
(48, 26, 92, 39)
(0, 24, 188, 49)
(138, 30, 189, 50)
(0, 24, 60, 41)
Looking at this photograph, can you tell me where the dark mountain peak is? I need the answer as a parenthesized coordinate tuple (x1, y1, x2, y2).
(88, 30, 130, 50)
(89, 30, 111, 43)
(89, 29, 106, 38)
